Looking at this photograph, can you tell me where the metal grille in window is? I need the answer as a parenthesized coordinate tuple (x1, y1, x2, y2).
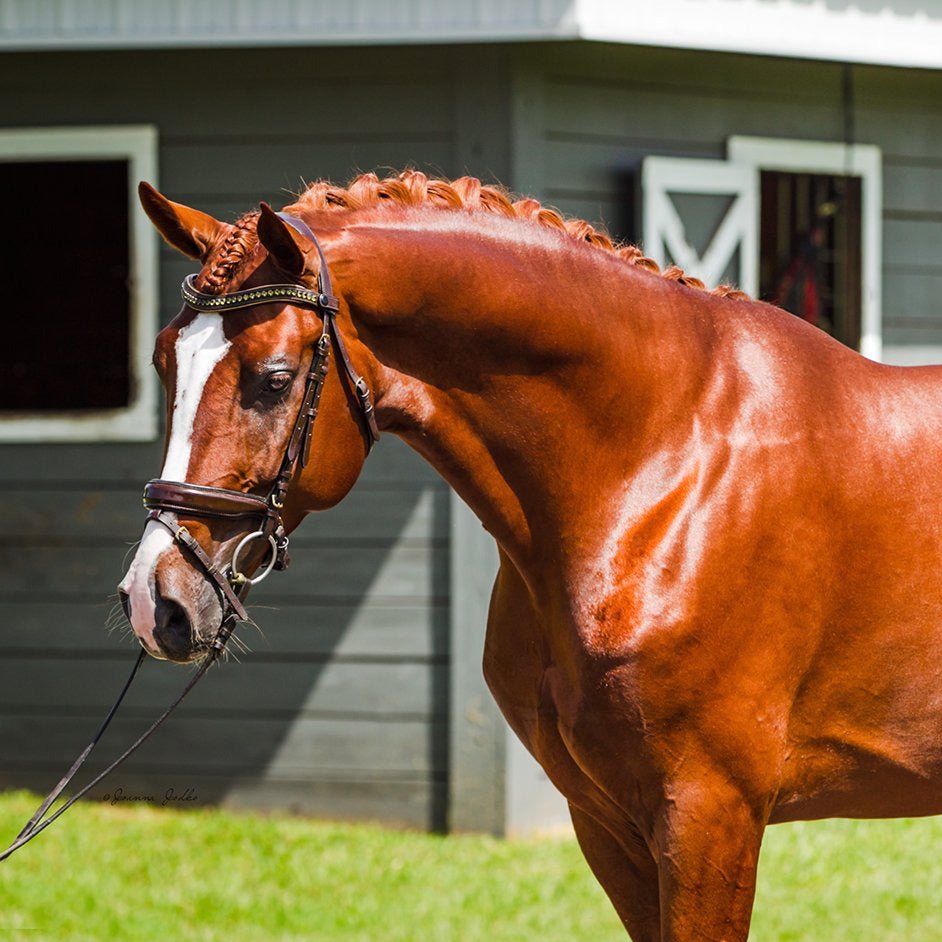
(759, 170, 862, 350)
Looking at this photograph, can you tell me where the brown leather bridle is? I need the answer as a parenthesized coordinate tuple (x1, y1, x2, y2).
(144, 213, 380, 652)
(0, 214, 379, 861)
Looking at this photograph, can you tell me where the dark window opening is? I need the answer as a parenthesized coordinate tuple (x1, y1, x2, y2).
(0, 160, 130, 411)
(614, 166, 640, 247)
(759, 170, 862, 349)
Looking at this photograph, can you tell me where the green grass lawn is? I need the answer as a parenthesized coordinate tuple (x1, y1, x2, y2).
(1, 791, 941, 940)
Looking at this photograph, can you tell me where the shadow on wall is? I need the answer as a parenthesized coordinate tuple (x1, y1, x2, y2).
(0, 435, 450, 830)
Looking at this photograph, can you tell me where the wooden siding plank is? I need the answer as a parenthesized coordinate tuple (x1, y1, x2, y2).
(0, 600, 445, 658)
(883, 325, 942, 347)
(529, 43, 843, 102)
(856, 106, 942, 162)
(545, 138, 656, 194)
(0, 45, 455, 92)
(161, 140, 455, 199)
(0, 658, 445, 716)
(883, 271, 942, 329)
(884, 218, 942, 271)
(0, 601, 124, 652)
(0, 47, 456, 140)
(220, 776, 442, 828)
(543, 79, 844, 150)
(237, 601, 447, 659)
(855, 65, 942, 107)
(0, 543, 447, 600)
(0, 485, 446, 543)
(883, 159, 942, 218)
(0, 714, 444, 774)
(0, 442, 162, 485)
(0, 435, 436, 485)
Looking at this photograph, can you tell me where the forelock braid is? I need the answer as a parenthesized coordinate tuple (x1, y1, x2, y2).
(199, 211, 260, 294)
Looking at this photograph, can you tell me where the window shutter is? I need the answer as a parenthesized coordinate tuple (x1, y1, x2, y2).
(642, 156, 758, 297)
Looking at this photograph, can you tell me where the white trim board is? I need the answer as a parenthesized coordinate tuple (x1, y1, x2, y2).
(0, 125, 159, 442)
(576, 0, 942, 70)
(642, 157, 759, 298)
(882, 346, 942, 368)
(728, 136, 883, 362)
(1, 0, 939, 68)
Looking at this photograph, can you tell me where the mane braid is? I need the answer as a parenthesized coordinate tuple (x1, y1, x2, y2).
(287, 170, 749, 301)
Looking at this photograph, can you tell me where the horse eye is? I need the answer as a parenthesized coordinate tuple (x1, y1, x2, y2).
(263, 371, 294, 394)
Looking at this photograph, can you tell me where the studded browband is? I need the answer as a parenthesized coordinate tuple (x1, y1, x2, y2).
(181, 275, 324, 314)
(179, 213, 378, 447)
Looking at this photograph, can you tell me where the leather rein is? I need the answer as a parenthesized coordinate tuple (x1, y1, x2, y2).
(1, 213, 377, 861)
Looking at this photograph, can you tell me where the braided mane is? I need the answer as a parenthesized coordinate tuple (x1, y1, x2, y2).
(199, 170, 747, 300)
(286, 170, 748, 301)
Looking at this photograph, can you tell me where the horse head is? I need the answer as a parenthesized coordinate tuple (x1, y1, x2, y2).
(119, 184, 376, 662)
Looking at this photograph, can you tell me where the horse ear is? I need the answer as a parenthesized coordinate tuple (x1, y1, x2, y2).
(138, 182, 226, 261)
(256, 202, 318, 284)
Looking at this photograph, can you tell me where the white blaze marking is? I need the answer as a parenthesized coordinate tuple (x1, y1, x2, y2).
(161, 314, 232, 481)
(119, 519, 172, 651)
(120, 314, 231, 645)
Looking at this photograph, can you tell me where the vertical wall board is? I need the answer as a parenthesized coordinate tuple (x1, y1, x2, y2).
(447, 492, 504, 834)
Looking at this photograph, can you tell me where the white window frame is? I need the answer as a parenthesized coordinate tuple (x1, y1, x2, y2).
(728, 135, 883, 362)
(0, 125, 159, 441)
(642, 156, 759, 297)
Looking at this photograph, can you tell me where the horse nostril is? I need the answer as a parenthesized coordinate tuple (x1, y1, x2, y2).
(118, 589, 132, 623)
(153, 596, 194, 661)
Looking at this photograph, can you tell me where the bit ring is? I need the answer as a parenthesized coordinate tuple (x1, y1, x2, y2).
(229, 531, 278, 586)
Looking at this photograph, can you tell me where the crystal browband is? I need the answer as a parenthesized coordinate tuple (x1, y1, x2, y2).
(181, 273, 328, 314)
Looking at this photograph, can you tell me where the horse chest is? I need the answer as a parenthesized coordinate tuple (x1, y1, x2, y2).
(482, 571, 647, 812)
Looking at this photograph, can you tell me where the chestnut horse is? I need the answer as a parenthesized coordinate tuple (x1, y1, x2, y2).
(119, 171, 942, 941)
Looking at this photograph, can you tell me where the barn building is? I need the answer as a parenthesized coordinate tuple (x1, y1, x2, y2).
(1, 1, 940, 835)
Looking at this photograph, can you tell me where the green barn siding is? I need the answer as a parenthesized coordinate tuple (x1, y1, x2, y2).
(514, 44, 942, 352)
(0, 444, 449, 826)
(857, 67, 942, 348)
(1, 658, 446, 717)
(1, 715, 443, 777)
(0, 600, 446, 660)
(0, 483, 447, 544)
(0, 43, 511, 829)
(883, 160, 942, 217)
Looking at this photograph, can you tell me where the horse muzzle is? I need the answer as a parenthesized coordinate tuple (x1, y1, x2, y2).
(119, 481, 287, 662)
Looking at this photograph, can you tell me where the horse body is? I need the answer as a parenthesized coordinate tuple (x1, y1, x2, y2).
(121, 175, 942, 941)
(326, 208, 942, 937)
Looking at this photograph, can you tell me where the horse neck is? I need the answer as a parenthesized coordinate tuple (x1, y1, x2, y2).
(331, 212, 713, 580)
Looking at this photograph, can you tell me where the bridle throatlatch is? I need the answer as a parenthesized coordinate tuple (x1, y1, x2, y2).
(1, 212, 378, 862)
